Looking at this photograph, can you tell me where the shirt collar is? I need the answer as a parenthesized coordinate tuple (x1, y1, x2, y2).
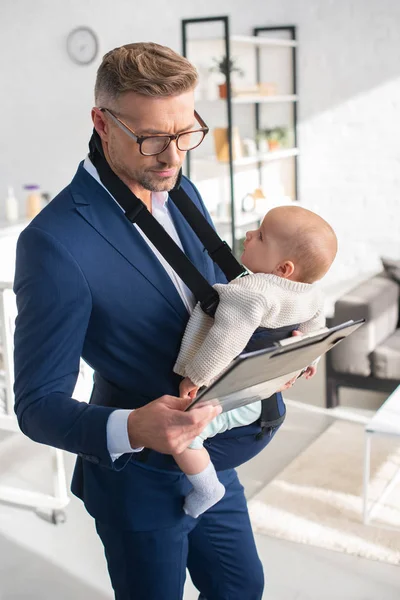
(83, 156, 169, 208)
(152, 190, 169, 210)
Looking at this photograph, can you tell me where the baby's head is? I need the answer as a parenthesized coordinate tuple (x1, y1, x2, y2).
(241, 206, 337, 284)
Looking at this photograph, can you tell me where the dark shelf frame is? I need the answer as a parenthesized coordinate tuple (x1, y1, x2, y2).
(253, 25, 298, 202)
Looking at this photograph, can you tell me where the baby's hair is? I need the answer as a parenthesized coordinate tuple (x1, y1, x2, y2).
(266, 206, 337, 283)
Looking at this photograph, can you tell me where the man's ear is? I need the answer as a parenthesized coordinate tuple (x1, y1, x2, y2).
(92, 107, 108, 141)
(276, 261, 295, 278)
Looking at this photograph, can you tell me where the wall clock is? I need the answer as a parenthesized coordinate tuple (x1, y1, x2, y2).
(241, 193, 256, 213)
(66, 26, 99, 65)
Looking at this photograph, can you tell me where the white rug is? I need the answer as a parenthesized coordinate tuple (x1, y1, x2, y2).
(248, 420, 400, 565)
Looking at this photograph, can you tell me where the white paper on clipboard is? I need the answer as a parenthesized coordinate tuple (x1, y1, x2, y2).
(186, 319, 364, 413)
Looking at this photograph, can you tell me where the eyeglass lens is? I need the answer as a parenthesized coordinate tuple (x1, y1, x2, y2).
(141, 130, 205, 155)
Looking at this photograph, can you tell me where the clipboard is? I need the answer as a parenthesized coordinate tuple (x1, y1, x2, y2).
(186, 319, 364, 413)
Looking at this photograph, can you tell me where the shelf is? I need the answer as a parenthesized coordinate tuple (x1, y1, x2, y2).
(213, 212, 263, 227)
(189, 35, 297, 48)
(196, 95, 298, 106)
(232, 94, 298, 104)
(230, 35, 297, 48)
(195, 148, 299, 167)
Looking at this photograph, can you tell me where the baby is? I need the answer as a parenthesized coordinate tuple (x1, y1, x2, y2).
(173, 205, 338, 518)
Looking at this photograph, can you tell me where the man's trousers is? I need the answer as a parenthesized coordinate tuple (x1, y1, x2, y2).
(95, 463, 264, 600)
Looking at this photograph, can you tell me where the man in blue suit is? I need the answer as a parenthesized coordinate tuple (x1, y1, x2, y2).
(13, 42, 289, 599)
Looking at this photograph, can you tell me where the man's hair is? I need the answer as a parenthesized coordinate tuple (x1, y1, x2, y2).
(94, 42, 198, 105)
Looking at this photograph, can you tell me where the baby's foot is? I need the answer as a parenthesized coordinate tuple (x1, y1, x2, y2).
(183, 481, 225, 518)
(183, 461, 226, 518)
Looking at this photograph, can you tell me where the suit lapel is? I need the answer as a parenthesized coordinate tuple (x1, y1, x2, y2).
(70, 164, 188, 320)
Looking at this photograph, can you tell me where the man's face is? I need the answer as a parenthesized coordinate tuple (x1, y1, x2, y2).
(241, 216, 284, 274)
(93, 90, 196, 194)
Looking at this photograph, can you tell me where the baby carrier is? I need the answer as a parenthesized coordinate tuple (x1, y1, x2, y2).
(89, 130, 297, 471)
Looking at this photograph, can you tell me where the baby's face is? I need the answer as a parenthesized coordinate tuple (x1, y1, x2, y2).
(241, 217, 284, 274)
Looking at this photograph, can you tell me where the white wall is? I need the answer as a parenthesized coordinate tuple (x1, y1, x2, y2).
(1, 0, 400, 289)
(295, 0, 400, 291)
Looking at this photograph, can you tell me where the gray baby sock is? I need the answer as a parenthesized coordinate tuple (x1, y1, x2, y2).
(183, 462, 225, 518)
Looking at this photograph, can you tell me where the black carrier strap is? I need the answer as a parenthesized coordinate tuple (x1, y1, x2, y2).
(258, 395, 286, 434)
(88, 130, 285, 439)
(169, 186, 245, 281)
(89, 132, 224, 317)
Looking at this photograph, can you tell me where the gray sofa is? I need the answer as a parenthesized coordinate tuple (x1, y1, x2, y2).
(326, 273, 400, 408)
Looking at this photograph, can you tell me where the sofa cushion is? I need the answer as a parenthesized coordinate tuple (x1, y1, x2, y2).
(331, 275, 399, 376)
(371, 329, 400, 380)
(381, 257, 400, 285)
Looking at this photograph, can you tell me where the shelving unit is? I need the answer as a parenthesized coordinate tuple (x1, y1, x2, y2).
(181, 16, 298, 255)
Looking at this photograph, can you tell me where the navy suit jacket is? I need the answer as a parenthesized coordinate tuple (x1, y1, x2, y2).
(13, 162, 229, 525)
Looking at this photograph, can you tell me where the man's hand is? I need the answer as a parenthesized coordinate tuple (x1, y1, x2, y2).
(127, 395, 221, 455)
(179, 377, 199, 400)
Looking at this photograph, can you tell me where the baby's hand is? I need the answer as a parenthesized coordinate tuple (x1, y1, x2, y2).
(179, 377, 199, 400)
(303, 364, 318, 379)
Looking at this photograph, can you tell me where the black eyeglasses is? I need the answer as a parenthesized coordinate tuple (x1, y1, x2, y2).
(99, 107, 209, 156)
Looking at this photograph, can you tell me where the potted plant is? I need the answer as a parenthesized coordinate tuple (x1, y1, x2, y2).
(257, 127, 290, 151)
(209, 56, 244, 98)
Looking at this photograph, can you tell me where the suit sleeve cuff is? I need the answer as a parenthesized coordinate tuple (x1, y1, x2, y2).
(106, 409, 143, 462)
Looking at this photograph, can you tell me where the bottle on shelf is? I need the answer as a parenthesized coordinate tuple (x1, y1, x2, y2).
(24, 184, 43, 219)
(5, 186, 19, 223)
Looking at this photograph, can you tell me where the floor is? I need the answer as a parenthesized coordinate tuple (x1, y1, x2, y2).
(0, 360, 399, 599)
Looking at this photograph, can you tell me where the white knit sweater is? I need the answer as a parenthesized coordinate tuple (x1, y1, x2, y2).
(174, 273, 325, 387)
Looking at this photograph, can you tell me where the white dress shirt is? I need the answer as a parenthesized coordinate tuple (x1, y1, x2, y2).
(83, 157, 195, 460)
